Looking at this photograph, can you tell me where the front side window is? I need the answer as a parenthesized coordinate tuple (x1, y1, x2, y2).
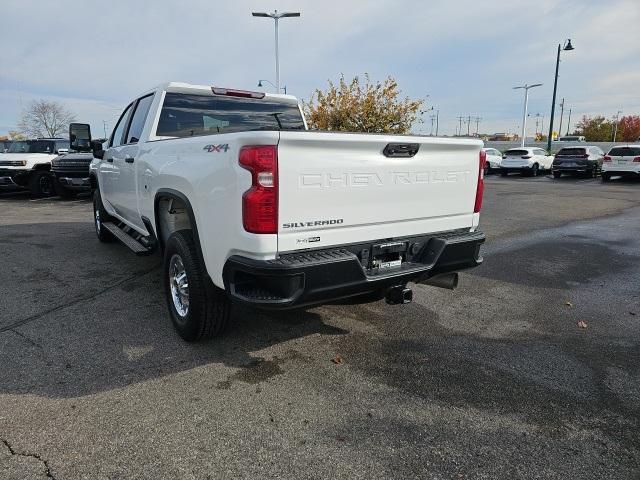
(126, 95, 154, 144)
(156, 92, 306, 138)
(111, 103, 134, 148)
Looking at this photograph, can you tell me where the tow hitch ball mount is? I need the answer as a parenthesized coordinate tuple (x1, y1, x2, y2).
(385, 285, 413, 305)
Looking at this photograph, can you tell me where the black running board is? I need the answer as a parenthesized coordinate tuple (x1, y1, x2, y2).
(102, 221, 155, 255)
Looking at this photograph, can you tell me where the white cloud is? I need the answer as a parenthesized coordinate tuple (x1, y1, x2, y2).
(1, 0, 639, 137)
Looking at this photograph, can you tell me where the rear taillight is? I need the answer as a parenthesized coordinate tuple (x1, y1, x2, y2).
(239, 145, 278, 234)
(474, 150, 486, 213)
(603, 156, 612, 162)
(521, 155, 532, 159)
(634, 156, 640, 163)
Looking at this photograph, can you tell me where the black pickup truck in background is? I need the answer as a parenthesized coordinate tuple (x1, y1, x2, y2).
(51, 132, 105, 198)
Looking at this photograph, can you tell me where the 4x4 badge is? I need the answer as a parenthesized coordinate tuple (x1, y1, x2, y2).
(203, 144, 229, 153)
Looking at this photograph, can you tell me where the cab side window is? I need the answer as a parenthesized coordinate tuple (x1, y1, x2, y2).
(110, 103, 134, 148)
(126, 95, 154, 144)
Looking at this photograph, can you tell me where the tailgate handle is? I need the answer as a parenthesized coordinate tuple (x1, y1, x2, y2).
(383, 143, 419, 158)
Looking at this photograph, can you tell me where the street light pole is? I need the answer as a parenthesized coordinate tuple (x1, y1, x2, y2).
(514, 83, 543, 147)
(558, 98, 565, 138)
(547, 39, 574, 152)
(613, 110, 623, 142)
(566, 108, 572, 135)
(252, 10, 300, 93)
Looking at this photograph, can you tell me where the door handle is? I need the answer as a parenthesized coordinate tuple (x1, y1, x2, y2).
(125, 157, 135, 163)
(106, 158, 113, 163)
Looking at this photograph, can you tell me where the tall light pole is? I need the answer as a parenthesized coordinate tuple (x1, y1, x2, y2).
(558, 98, 565, 138)
(252, 10, 300, 93)
(258, 79, 286, 94)
(513, 83, 543, 147)
(566, 108, 572, 135)
(613, 110, 623, 142)
(547, 39, 574, 151)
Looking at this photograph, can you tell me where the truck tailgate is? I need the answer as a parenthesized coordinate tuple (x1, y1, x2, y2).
(277, 131, 483, 252)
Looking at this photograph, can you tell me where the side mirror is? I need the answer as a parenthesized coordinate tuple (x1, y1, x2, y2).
(69, 122, 92, 153)
(91, 140, 105, 160)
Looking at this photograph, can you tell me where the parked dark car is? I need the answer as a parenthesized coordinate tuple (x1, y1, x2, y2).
(552, 146, 605, 178)
(1, 140, 12, 153)
(51, 138, 105, 198)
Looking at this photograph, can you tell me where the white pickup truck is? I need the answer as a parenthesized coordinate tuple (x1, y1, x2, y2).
(83, 82, 486, 341)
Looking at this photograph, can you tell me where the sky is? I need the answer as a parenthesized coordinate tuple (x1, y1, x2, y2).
(1, 0, 639, 138)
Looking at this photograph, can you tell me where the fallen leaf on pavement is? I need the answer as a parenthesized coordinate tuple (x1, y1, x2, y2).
(332, 355, 343, 365)
(630, 312, 636, 316)
(565, 301, 573, 307)
(577, 320, 588, 329)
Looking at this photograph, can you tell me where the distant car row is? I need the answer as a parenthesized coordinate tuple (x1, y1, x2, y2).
(482, 145, 640, 181)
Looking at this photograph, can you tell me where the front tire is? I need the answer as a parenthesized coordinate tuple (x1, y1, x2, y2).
(55, 180, 77, 199)
(28, 171, 54, 197)
(164, 230, 230, 342)
(93, 188, 114, 242)
(553, 171, 562, 179)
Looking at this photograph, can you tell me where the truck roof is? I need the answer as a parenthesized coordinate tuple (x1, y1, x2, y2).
(145, 82, 299, 104)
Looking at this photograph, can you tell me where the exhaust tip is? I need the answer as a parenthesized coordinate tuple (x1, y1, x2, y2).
(421, 273, 458, 290)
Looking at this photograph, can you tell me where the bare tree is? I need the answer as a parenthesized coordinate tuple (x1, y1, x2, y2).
(18, 100, 77, 138)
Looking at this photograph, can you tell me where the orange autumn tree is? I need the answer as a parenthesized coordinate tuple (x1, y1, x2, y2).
(617, 115, 640, 141)
(304, 74, 424, 134)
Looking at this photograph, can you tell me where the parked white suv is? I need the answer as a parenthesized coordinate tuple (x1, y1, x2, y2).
(83, 82, 486, 341)
(602, 145, 640, 181)
(500, 147, 553, 176)
(482, 148, 502, 173)
(0, 138, 69, 196)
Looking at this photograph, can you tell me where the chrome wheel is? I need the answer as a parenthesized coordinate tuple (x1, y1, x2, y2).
(169, 254, 189, 318)
(95, 208, 101, 235)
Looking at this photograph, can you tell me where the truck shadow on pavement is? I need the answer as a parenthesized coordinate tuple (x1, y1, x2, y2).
(0, 221, 347, 399)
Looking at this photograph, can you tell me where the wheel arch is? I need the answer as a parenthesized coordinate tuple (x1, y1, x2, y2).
(154, 189, 209, 278)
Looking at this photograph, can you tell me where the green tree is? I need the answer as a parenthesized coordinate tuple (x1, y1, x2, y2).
(303, 74, 424, 134)
(575, 115, 615, 142)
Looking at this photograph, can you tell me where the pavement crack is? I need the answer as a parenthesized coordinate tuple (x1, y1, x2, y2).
(1, 437, 56, 479)
(9, 329, 43, 349)
(0, 264, 161, 334)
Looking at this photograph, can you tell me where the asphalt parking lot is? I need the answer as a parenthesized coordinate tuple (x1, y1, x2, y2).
(1, 175, 639, 480)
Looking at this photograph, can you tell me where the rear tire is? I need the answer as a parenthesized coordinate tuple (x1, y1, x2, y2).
(531, 163, 539, 177)
(500, 170, 508, 177)
(93, 188, 114, 242)
(164, 230, 230, 342)
(602, 172, 611, 182)
(553, 171, 562, 179)
(591, 165, 599, 178)
(28, 171, 54, 198)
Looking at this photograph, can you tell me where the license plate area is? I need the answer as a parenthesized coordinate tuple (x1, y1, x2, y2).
(370, 241, 407, 271)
